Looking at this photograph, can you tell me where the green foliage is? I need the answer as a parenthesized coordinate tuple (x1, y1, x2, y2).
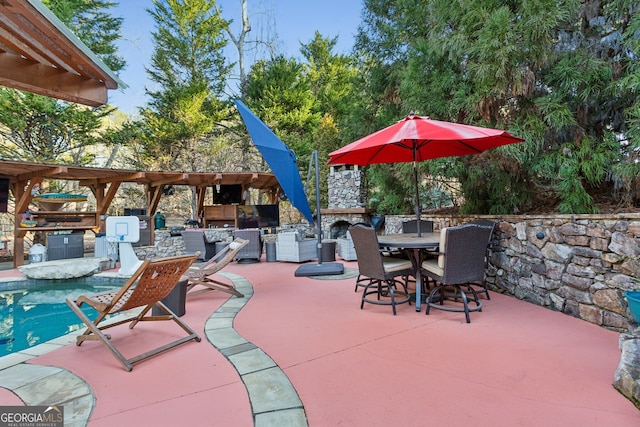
(0, 90, 110, 162)
(556, 161, 596, 214)
(367, 164, 414, 215)
(532, 133, 619, 213)
(244, 55, 318, 168)
(371, 160, 459, 214)
(146, 0, 230, 95)
(44, 0, 125, 72)
(351, 0, 640, 214)
(141, 0, 232, 171)
(301, 32, 359, 125)
(299, 33, 360, 205)
(246, 57, 318, 133)
(313, 114, 340, 207)
(16, 0, 634, 217)
(239, 33, 362, 207)
(458, 153, 533, 215)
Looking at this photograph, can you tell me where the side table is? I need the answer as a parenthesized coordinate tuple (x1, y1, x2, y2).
(321, 239, 337, 262)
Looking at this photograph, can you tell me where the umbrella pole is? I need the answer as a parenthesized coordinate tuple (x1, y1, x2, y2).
(295, 151, 344, 277)
(314, 150, 323, 265)
(303, 150, 323, 262)
(413, 146, 422, 237)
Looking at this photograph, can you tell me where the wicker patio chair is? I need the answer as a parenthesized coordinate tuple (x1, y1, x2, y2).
(181, 229, 217, 261)
(396, 219, 437, 285)
(421, 224, 493, 323)
(66, 254, 201, 371)
(335, 230, 373, 290)
(401, 219, 434, 234)
(276, 231, 317, 262)
(337, 230, 357, 261)
(232, 229, 263, 263)
(349, 224, 415, 315)
(182, 238, 249, 297)
(468, 219, 496, 299)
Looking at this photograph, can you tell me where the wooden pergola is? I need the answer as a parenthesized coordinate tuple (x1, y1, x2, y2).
(0, 159, 280, 267)
(0, 0, 125, 106)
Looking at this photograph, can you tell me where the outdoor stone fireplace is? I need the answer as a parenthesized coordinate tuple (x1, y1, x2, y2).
(321, 165, 373, 238)
(328, 220, 351, 239)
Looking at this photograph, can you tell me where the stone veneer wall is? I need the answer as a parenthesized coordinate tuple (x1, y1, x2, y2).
(323, 165, 371, 238)
(133, 229, 234, 260)
(328, 165, 366, 209)
(384, 213, 640, 332)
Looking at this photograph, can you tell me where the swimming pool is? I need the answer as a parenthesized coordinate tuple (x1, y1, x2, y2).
(0, 276, 127, 357)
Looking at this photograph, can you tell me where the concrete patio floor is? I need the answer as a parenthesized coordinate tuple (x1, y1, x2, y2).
(0, 257, 638, 426)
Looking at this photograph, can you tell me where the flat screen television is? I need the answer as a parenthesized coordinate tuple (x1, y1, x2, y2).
(214, 184, 243, 205)
(0, 178, 8, 212)
(236, 204, 279, 229)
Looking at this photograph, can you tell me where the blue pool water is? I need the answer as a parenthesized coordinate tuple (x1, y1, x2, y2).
(0, 277, 127, 357)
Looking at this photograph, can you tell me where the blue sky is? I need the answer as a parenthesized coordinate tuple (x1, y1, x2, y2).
(108, 0, 363, 115)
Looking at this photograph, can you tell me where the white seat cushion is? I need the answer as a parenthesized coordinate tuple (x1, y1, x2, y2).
(382, 257, 413, 273)
(422, 258, 443, 278)
(438, 227, 448, 269)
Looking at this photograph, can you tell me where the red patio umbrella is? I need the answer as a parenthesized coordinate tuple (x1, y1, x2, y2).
(328, 113, 524, 235)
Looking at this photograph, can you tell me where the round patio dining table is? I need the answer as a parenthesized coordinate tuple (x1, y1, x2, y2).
(377, 232, 440, 312)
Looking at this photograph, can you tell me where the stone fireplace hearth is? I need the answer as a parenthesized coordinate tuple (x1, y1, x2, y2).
(321, 165, 373, 238)
(329, 220, 350, 239)
(322, 209, 373, 238)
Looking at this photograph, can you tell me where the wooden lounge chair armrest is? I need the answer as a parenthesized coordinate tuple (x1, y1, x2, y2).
(75, 294, 110, 312)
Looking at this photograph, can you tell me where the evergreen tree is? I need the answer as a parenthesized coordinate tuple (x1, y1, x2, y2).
(354, 0, 640, 214)
(140, 0, 232, 171)
(245, 55, 319, 160)
(44, 0, 125, 71)
(300, 32, 359, 205)
(346, 0, 416, 214)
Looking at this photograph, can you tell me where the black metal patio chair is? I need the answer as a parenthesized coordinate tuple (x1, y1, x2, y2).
(468, 219, 497, 299)
(421, 223, 493, 323)
(350, 224, 415, 315)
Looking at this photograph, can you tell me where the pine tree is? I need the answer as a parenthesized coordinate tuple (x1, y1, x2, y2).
(140, 0, 232, 171)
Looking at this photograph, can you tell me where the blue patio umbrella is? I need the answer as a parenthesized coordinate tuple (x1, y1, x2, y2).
(234, 100, 314, 224)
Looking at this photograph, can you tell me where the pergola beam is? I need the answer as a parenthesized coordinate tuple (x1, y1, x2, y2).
(0, 0, 124, 106)
(16, 166, 67, 182)
(79, 172, 145, 186)
(150, 174, 188, 187)
(0, 53, 107, 106)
